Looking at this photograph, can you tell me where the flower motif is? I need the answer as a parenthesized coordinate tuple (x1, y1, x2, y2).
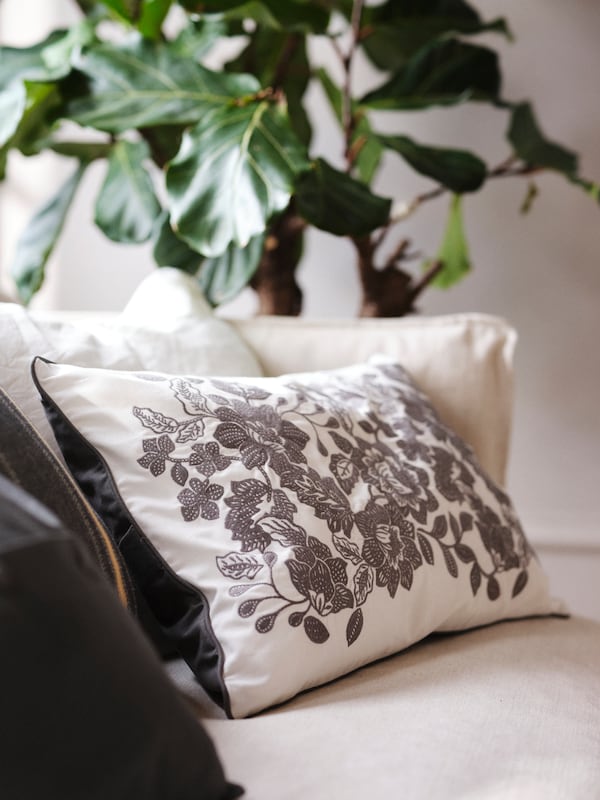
(214, 401, 309, 473)
(189, 441, 231, 476)
(177, 477, 224, 522)
(137, 435, 175, 476)
(359, 443, 437, 520)
(286, 536, 354, 617)
(356, 500, 422, 598)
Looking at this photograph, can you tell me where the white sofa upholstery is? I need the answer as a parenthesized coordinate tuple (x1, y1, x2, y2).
(1, 270, 598, 798)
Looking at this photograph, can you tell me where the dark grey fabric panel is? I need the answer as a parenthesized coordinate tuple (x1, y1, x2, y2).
(0, 385, 135, 610)
(0, 474, 243, 800)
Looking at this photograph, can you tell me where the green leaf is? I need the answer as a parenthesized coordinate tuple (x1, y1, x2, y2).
(361, 1, 511, 71)
(99, 0, 173, 38)
(295, 158, 391, 236)
(11, 163, 87, 304)
(0, 31, 73, 88)
(229, 30, 313, 145)
(508, 102, 578, 175)
(138, 0, 173, 39)
(6, 82, 62, 158)
(353, 116, 384, 185)
(429, 194, 471, 288)
(0, 82, 26, 148)
(67, 37, 260, 132)
(153, 212, 203, 274)
(48, 140, 113, 161)
(380, 134, 486, 192)
(95, 140, 161, 243)
(198, 234, 265, 305)
(170, 17, 227, 61)
(166, 101, 309, 256)
(180, 0, 329, 32)
(361, 39, 501, 110)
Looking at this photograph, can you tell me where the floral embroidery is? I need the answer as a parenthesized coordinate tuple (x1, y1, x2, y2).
(133, 363, 532, 648)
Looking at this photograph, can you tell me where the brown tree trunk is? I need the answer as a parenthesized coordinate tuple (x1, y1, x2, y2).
(353, 236, 417, 317)
(251, 205, 306, 316)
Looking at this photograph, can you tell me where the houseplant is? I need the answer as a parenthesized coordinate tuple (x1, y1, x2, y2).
(0, 0, 596, 317)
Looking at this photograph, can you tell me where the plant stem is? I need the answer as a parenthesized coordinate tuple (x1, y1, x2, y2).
(340, 0, 365, 169)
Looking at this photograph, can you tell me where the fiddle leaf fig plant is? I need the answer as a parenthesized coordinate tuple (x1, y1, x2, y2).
(0, 0, 597, 315)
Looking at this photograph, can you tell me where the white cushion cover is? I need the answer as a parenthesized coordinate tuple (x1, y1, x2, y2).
(32, 358, 560, 718)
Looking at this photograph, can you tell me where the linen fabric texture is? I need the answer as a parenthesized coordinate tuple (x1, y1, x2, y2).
(32, 357, 561, 718)
(0, 474, 243, 800)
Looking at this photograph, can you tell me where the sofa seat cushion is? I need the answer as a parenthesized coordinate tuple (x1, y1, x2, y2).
(181, 616, 600, 799)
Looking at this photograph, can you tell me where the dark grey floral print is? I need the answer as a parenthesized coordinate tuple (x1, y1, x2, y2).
(133, 363, 533, 648)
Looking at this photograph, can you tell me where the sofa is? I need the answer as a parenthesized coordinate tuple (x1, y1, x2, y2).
(1, 269, 599, 800)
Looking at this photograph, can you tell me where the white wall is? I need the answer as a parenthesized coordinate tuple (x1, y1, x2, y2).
(1, 1, 599, 558)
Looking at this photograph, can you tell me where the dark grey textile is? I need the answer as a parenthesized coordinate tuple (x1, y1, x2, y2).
(0, 385, 136, 609)
(0, 474, 243, 800)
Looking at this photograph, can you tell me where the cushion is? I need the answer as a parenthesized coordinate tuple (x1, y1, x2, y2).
(0, 474, 243, 800)
(0, 268, 262, 463)
(33, 356, 562, 718)
(232, 313, 516, 486)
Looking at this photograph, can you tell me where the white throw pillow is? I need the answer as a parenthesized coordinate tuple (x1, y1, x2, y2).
(0, 269, 262, 461)
(32, 357, 562, 718)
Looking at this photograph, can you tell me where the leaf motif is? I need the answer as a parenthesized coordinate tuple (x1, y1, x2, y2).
(264, 551, 277, 568)
(346, 608, 363, 647)
(353, 563, 374, 606)
(470, 562, 482, 596)
(176, 418, 205, 443)
(133, 406, 179, 434)
(238, 598, 261, 618)
(171, 378, 209, 415)
(304, 615, 330, 644)
(288, 611, 304, 628)
(460, 512, 474, 533)
(259, 516, 306, 547)
(512, 570, 529, 598)
(272, 489, 297, 522)
(430, 515, 448, 540)
(330, 431, 353, 455)
(150, 458, 166, 477)
(255, 613, 277, 634)
(449, 514, 460, 540)
(229, 584, 253, 597)
(487, 575, 501, 601)
(171, 462, 188, 487)
(442, 546, 459, 578)
(455, 544, 476, 564)
(333, 534, 362, 565)
(417, 533, 435, 566)
(216, 552, 264, 581)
